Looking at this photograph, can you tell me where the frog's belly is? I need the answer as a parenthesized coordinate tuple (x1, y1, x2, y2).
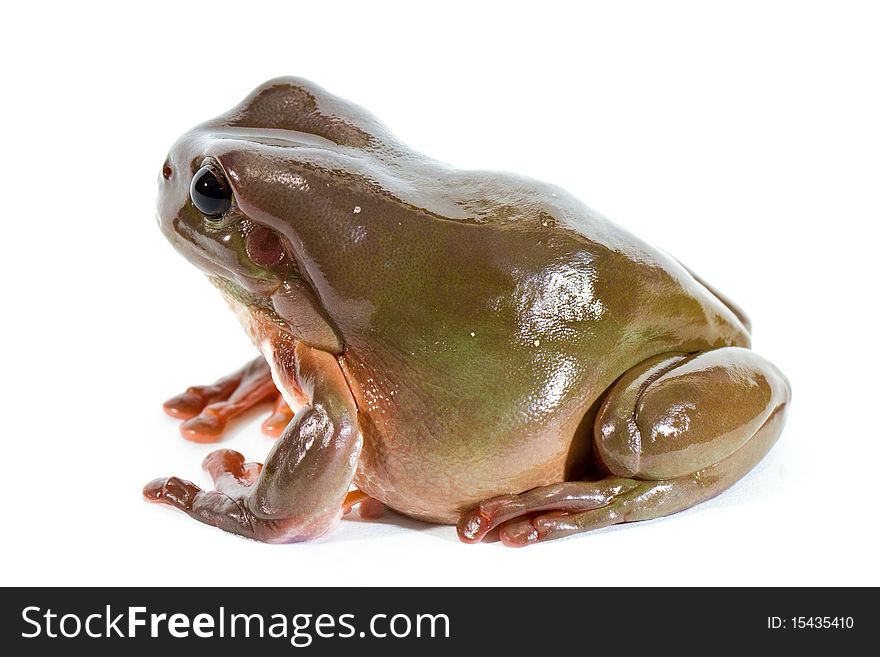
(352, 408, 591, 525)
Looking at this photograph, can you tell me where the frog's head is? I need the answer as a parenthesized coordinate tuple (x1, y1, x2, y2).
(156, 77, 403, 354)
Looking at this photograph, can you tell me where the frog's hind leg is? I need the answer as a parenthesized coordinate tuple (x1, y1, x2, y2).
(458, 347, 790, 546)
(496, 403, 787, 546)
(162, 356, 298, 442)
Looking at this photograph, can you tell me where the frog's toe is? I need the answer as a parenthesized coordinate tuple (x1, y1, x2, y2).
(497, 515, 541, 547)
(456, 493, 522, 543)
(341, 489, 386, 519)
(202, 448, 262, 496)
(143, 476, 203, 508)
(260, 394, 295, 438)
(163, 390, 210, 419)
(163, 356, 280, 443)
(179, 406, 231, 443)
(457, 509, 492, 543)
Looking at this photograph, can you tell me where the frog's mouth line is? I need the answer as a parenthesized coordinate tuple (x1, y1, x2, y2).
(208, 275, 276, 315)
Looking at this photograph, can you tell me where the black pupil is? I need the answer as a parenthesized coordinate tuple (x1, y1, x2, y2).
(190, 166, 231, 216)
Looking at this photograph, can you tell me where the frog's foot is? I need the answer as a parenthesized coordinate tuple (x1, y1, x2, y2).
(143, 474, 263, 540)
(145, 344, 363, 543)
(163, 356, 295, 442)
(459, 347, 791, 547)
(457, 478, 642, 545)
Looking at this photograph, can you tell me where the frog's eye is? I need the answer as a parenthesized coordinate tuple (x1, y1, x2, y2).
(190, 165, 231, 216)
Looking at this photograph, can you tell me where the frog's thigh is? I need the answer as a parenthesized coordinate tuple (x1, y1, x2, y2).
(144, 344, 363, 543)
(595, 347, 790, 480)
(459, 347, 790, 546)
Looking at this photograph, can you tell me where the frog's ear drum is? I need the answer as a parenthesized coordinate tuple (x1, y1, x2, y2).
(245, 225, 285, 268)
(190, 165, 231, 217)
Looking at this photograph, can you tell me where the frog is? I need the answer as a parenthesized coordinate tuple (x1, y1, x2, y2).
(145, 77, 791, 546)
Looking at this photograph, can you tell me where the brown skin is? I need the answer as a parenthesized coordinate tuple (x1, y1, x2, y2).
(146, 77, 790, 546)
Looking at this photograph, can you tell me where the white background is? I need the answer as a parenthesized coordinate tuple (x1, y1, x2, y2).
(2, 1, 878, 586)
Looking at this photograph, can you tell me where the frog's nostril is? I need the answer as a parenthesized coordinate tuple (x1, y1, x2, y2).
(162, 164, 173, 180)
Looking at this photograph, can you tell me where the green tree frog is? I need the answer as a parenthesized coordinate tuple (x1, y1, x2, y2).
(145, 77, 790, 546)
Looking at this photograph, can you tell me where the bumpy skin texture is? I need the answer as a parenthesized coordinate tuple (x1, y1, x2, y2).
(149, 77, 790, 544)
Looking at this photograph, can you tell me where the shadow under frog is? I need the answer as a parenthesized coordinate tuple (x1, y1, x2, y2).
(145, 77, 791, 547)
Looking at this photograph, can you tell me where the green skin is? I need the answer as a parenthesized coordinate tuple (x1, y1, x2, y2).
(145, 77, 791, 546)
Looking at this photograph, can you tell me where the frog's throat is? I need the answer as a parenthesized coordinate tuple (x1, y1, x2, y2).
(209, 275, 303, 412)
(209, 275, 290, 344)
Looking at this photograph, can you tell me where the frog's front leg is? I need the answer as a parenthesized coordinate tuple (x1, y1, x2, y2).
(163, 356, 298, 442)
(144, 343, 362, 542)
(459, 347, 790, 546)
